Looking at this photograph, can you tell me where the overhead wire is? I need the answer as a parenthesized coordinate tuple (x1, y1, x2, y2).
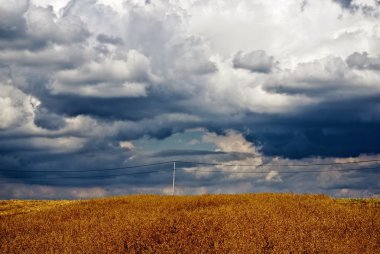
(176, 158, 380, 167)
(2, 158, 380, 174)
(0, 158, 379, 180)
(0, 161, 173, 173)
(0, 169, 170, 179)
(178, 165, 380, 174)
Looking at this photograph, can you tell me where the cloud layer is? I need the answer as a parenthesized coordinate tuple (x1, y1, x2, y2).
(1, 0, 380, 198)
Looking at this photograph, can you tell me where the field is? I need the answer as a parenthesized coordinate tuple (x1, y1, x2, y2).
(1, 194, 380, 253)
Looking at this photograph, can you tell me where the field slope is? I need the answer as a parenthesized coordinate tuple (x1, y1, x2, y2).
(1, 194, 380, 253)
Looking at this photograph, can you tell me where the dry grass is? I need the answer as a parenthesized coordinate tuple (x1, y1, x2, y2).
(1, 193, 379, 253)
(0, 200, 77, 216)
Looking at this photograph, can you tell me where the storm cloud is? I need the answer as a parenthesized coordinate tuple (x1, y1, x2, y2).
(0, 0, 380, 198)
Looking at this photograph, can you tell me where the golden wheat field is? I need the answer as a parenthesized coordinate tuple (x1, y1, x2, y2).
(1, 194, 379, 254)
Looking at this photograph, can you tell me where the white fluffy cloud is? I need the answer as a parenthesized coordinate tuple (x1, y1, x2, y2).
(26, 5, 89, 44)
(187, 0, 380, 66)
(0, 81, 36, 129)
(203, 130, 258, 154)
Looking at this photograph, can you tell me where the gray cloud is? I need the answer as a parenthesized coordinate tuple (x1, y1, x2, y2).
(0, 0, 89, 50)
(97, 33, 123, 45)
(33, 107, 66, 130)
(346, 52, 380, 70)
(49, 50, 157, 98)
(333, 0, 354, 9)
(264, 55, 380, 100)
(0, 0, 380, 198)
(332, 0, 380, 16)
(233, 50, 277, 73)
(0, 0, 29, 39)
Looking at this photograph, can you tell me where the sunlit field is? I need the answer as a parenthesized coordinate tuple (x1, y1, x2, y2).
(1, 194, 379, 253)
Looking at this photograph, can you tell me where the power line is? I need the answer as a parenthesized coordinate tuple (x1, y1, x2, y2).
(176, 158, 380, 168)
(1, 164, 379, 180)
(1, 158, 380, 181)
(179, 165, 380, 174)
(0, 161, 173, 173)
(2, 158, 380, 174)
(0, 169, 170, 179)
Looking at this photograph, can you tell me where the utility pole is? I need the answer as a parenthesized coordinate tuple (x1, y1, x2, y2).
(172, 161, 176, 196)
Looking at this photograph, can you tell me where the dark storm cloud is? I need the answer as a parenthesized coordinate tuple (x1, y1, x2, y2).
(0, 0, 380, 198)
(241, 55, 380, 158)
(233, 50, 277, 73)
(0, 1, 44, 50)
(33, 107, 66, 130)
(0, 0, 28, 39)
(0, 132, 138, 187)
(243, 115, 380, 159)
(41, 94, 183, 122)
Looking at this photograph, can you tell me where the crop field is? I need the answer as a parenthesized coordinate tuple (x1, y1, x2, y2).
(1, 193, 380, 253)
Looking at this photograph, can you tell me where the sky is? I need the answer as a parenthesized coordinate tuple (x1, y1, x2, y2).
(1, 0, 380, 199)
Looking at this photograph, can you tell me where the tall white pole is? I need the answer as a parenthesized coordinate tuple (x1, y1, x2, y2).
(172, 161, 176, 196)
